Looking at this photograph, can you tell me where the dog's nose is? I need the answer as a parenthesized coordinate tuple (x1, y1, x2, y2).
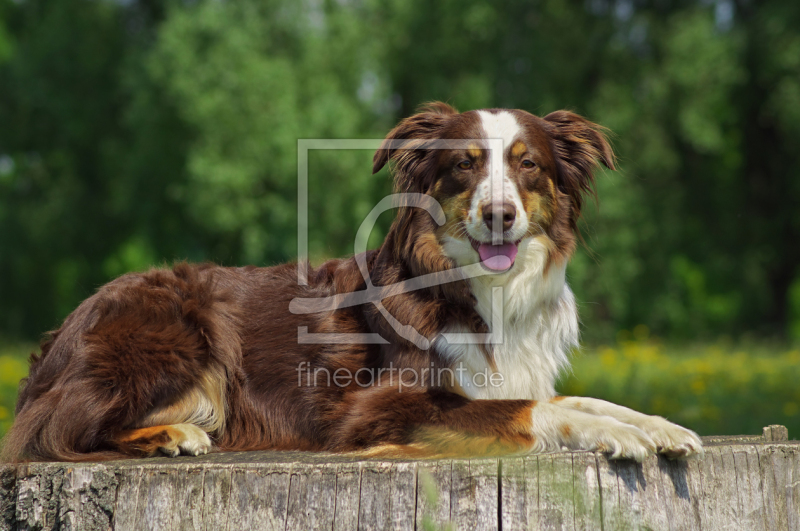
(482, 202, 517, 232)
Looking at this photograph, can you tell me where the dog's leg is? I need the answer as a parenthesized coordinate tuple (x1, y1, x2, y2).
(331, 387, 657, 460)
(113, 424, 212, 457)
(549, 396, 703, 458)
(528, 402, 656, 460)
(111, 372, 226, 458)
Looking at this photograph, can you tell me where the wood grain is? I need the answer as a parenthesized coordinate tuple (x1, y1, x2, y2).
(1, 437, 798, 531)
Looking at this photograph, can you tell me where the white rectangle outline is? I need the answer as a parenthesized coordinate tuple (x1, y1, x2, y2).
(296, 138, 506, 347)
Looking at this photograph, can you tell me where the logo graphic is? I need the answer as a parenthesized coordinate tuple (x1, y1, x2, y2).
(290, 138, 510, 349)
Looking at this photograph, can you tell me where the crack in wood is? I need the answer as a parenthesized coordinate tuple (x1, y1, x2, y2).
(2, 441, 798, 531)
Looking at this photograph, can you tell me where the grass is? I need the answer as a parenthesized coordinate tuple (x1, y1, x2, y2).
(0, 341, 34, 439)
(558, 329, 800, 439)
(0, 334, 797, 441)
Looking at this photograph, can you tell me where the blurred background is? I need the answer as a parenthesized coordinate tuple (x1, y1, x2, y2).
(0, 0, 798, 439)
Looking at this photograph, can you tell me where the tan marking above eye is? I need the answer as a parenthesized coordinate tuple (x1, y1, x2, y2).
(467, 145, 482, 159)
(510, 140, 527, 158)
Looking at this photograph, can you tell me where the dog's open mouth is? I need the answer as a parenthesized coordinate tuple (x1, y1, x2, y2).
(469, 238, 520, 272)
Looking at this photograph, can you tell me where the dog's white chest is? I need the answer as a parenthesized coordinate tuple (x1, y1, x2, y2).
(434, 275, 579, 402)
(435, 320, 570, 401)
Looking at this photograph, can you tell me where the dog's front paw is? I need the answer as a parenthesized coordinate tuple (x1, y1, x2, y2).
(638, 417, 704, 459)
(534, 412, 656, 462)
(531, 403, 658, 461)
(581, 418, 657, 461)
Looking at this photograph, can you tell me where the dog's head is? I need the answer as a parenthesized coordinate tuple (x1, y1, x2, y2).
(373, 102, 614, 279)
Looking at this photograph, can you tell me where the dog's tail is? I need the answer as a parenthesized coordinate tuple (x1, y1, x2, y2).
(1, 327, 129, 463)
(1, 386, 127, 463)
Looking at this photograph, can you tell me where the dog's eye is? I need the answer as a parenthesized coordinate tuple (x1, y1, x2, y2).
(457, 160, 472, 170)
(521, 160, 536, 169)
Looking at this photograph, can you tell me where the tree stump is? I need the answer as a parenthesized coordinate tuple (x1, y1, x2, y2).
(1, 426, 797, 530)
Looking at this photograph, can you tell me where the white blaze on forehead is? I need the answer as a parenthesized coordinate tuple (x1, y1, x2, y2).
(474, 110, 526, 244)
(476, 110, 522, 148)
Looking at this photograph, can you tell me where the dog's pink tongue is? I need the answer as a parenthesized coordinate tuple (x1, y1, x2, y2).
(478, 243, 518, 271)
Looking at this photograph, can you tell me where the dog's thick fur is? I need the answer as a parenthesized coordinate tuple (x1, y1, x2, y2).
(2, 103, 702, 462)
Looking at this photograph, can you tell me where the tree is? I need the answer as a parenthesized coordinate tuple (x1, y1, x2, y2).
(0, 0, 798, 342)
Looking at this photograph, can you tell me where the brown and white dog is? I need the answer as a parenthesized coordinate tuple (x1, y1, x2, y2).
(3, 103, 702, 462)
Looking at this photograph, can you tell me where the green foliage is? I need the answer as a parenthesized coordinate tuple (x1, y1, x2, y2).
(0, 0, 799, 343)
(558, 331, 800, 438)
(0, 342, 32, 438)
(145, 0, 390, 263)
(418, 468, 456, 531)
(567, 4, 800, 341)
(0, 0, 130, 335)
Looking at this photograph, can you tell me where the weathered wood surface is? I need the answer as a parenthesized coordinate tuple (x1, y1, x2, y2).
(1, 429, 797, 530)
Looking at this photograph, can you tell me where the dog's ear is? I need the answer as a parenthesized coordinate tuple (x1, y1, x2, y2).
(544, 110, 615, 218)
(373, 102, 458, 192)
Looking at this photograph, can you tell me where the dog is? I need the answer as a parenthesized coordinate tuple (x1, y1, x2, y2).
(2, 102, 703, 462)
